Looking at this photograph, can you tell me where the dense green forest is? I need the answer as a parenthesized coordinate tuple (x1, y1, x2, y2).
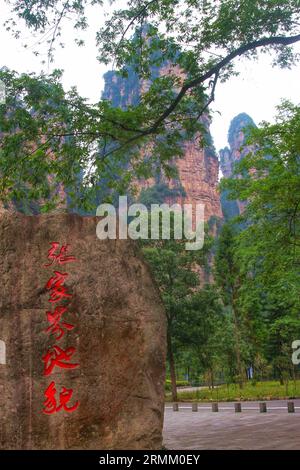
(142, 103, 300, 400)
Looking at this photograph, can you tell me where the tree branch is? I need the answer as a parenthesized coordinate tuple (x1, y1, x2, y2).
(195, 70, 219, 120)
(100, 33, 300, 159)
(144, 33, 300, 135)
(114, 0, 159, 60)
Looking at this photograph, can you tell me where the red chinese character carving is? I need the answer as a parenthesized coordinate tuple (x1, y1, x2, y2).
(45, 306, 75, 340)
(42, 345, 79, 376)
(45, 271, 72, 303)
(44, 242, 76, 267)
(42, 381, 79, 414)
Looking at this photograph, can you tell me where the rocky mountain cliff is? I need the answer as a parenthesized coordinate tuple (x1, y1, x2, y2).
(219, 113, 256, 220)
(103, 68, 223, 223)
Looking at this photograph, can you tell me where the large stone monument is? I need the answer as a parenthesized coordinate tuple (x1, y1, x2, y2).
(0, 212, 166, 449)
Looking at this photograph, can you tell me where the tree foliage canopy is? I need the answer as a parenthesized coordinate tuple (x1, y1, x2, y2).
(1, 1, 300, 208)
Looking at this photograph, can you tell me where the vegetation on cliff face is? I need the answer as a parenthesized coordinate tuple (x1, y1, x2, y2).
(2, 1, 300, 209)
(227, 113, 256, 149)
(219, 113, 257, 221)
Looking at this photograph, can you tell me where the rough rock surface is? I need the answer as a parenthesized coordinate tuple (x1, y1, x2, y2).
(103, 68, 223, 223)
(171, 137, 222, 221)
(0, 212, 166, 450)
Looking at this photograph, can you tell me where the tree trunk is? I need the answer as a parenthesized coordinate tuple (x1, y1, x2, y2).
(167, 329, 177, 402)
(209, 367, 214, 389)
(280, 377, 284, 386)
(232, 305, 244, 389)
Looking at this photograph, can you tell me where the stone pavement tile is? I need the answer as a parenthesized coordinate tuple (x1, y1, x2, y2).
(163, 401, 300, 450)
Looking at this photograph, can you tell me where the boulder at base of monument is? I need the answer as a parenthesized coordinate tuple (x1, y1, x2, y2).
(0, 212, 166, 450)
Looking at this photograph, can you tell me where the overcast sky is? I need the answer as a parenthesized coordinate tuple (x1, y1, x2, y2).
(1, 0, 299, 151)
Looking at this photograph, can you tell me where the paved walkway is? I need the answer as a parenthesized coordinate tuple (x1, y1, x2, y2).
(176, 385, 220, 393)
(163, 400, 300, 450)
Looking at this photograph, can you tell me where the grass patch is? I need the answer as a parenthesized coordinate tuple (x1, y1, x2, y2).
(165, 380, 300, 402)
